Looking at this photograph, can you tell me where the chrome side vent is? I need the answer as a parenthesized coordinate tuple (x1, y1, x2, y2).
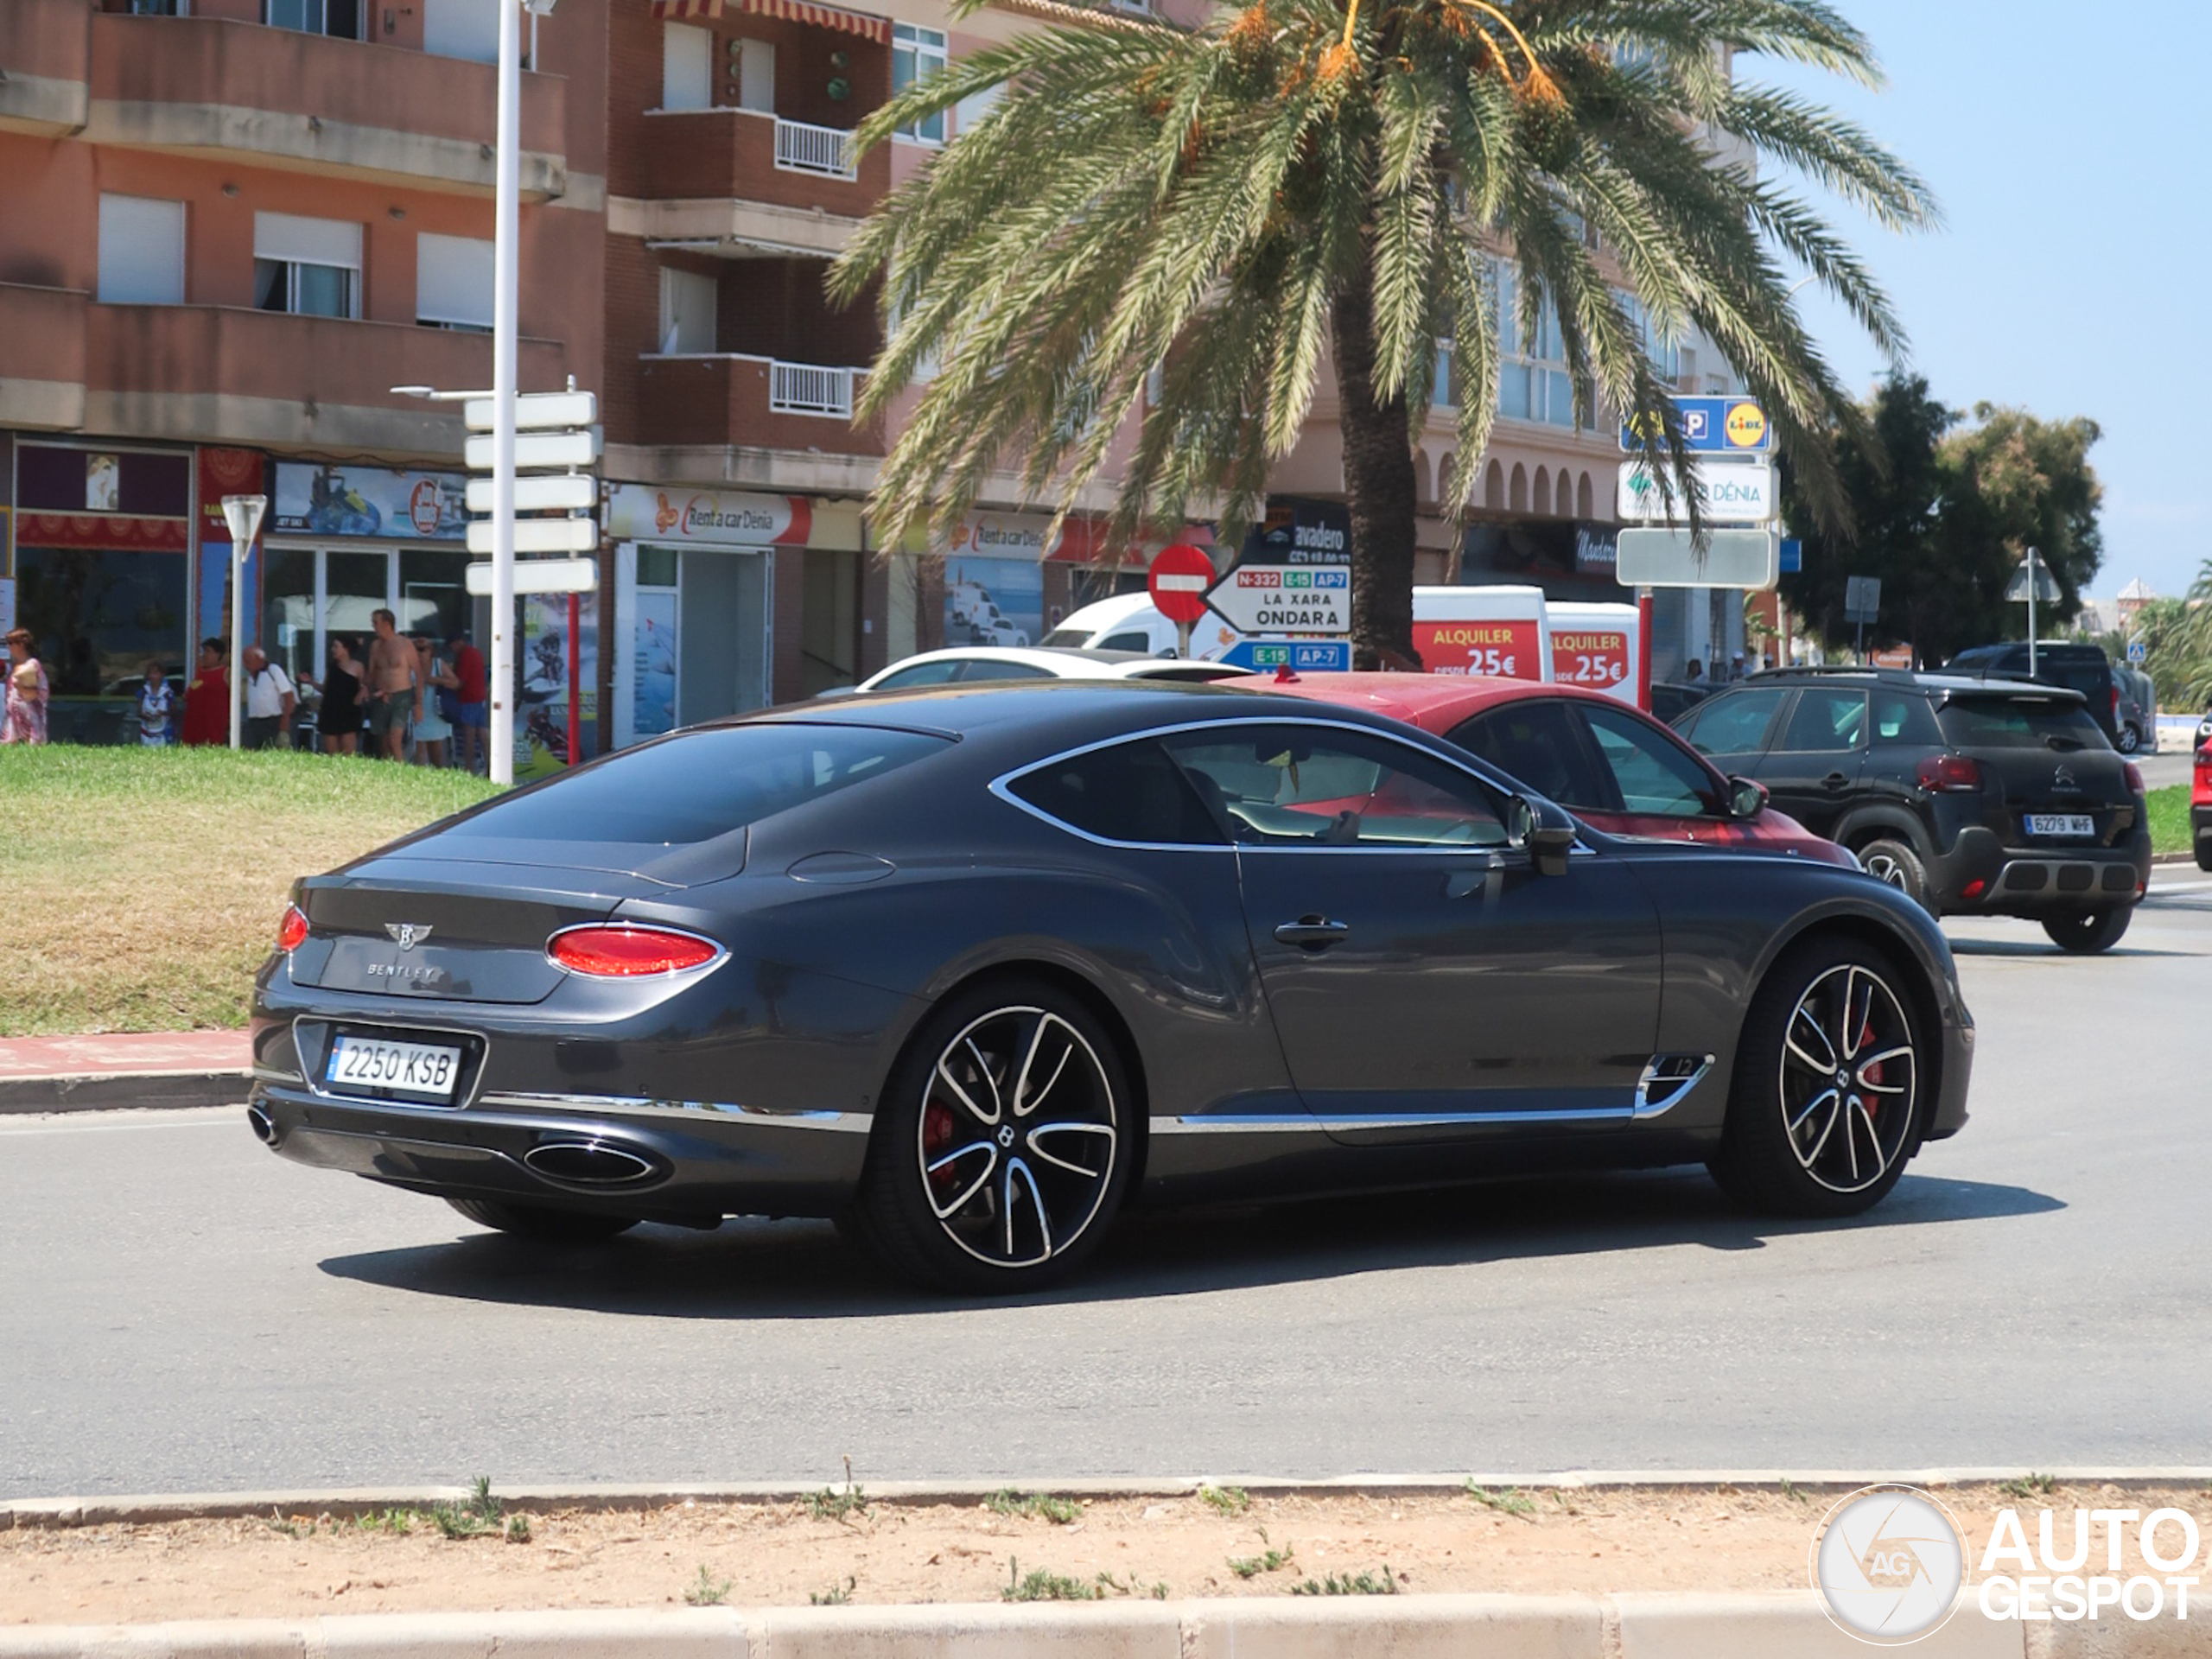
(1634, 1054, 1716, 1121)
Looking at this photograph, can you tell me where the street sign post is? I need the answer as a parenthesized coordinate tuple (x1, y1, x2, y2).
(1617, 459, 1775, 524)
(2128, 639, 2148, 665)
(464, 557, 597, 596)
(2005, 550, 2058, 676)
(1616, 527, 1779, 590)
(1147, 543, 1215, 658)
(1779, 537, 1802, 575)
(1217, 639, 1351, 673)
(218, 494, 266, 752)
(1204, 562, 1350, 634)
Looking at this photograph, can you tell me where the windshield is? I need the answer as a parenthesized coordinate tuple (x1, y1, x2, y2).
(1938, 698, 2106, 752)
(442, 723, 950, 844)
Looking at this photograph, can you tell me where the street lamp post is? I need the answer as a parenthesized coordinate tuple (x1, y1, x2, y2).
(219, 493, 266, 751)
(488, 0, 523, 787)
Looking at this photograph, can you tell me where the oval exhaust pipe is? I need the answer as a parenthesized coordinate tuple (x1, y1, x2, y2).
(523, 1139, 658, 1185)
(246, 1104, 277, 1146)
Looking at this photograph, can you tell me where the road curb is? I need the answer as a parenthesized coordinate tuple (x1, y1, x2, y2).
(0, 1072, 250, 1116)
(0, 1595, 2067, 1659)
(11, 1469, 2212, 1529)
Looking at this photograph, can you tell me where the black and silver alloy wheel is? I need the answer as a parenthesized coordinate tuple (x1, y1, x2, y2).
(918, 1007, 1118, 1268)
(1777, 963, 1916, 1194)
(857, 979, 1134, 1291)
(1710, 938, 1926, 1218)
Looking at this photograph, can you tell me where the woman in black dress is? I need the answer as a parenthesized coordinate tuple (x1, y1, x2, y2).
(320, 635, 366, 755)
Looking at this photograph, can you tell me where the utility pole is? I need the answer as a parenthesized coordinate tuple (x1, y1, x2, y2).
(488, 0, 523, 785)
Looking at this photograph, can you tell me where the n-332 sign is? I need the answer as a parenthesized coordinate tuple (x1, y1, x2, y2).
(1205, 563, 1350, 633)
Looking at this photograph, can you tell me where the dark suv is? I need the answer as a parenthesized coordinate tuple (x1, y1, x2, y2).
(1946, 642, 2120, 744)
(1673, 667, 2152, 951)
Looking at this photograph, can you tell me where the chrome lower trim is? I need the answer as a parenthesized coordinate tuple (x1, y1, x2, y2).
(1150, 1106, 1631, 1135)
(474, 1090, 872, 1131)
(251, 1065, 305, 1085)
(1633, 1054, 1717, 1122)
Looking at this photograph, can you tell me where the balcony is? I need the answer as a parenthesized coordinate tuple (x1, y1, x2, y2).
(82, 303, 567, 458)
(0, 0, 92, 136)
(86, 14, 568, 199)
(0, 283, 89, 430)
(636, 353, 882, 456)
(637, 107, 887, 217)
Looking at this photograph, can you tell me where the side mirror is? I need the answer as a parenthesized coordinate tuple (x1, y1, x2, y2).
(1726, 776, 1767, 820)
(1508, 795, 1577, 876)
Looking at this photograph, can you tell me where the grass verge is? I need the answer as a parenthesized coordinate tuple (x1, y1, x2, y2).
(2147, 784, 2191, 857)
(0, 747, 499, 1037)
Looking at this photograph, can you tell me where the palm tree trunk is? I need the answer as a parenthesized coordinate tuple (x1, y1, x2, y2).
(1331, 264, 1420, 670)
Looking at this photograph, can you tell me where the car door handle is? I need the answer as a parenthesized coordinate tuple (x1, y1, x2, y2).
(1274, 917, 1350, 949)
(1821, 772, 1852, 790)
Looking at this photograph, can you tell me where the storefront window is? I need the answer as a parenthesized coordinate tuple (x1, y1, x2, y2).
(400, 547, 473, 644)
(15, 547, 188, 743)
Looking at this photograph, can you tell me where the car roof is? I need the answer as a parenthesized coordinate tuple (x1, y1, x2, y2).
(1054, 593, 1164, 634)
(1730, 666, 2089, 705)
(861, 645, 1153, 682)
(1261, 671, 1628, 731)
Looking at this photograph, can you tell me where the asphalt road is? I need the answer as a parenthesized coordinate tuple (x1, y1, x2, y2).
(5, 877, 2210, 1498)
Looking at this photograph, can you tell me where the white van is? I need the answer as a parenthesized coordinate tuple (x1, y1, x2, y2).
(1042, 592, 1249, 660)
(1545, 601, 1640, 703)
(1409, 585, 1552, 681)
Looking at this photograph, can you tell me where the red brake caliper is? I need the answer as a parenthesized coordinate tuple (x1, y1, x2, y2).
(923, 1101, 957, 1190)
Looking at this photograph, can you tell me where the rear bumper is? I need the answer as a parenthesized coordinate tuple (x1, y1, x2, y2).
(250, 1082, 871, 1222)
(2193, 804, 2212, 855)
(1929, 825, 2150, 914)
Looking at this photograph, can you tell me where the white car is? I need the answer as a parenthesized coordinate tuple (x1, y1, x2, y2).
(847, 646, 1248, 694)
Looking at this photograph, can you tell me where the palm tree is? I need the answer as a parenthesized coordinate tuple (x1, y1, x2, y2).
(830, 0, 1936, 666)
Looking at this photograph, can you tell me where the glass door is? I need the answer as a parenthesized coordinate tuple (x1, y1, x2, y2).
(323, 550, 393, 668)
(261, 548, 318, 687)
(399, 547, 473, 646)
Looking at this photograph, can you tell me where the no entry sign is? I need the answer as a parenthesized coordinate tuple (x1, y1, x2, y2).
(1147, 544, 1215, 626)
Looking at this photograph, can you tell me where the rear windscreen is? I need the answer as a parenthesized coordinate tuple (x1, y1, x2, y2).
(442, 723, 950, 844)
(1938, 699, 2106, 751)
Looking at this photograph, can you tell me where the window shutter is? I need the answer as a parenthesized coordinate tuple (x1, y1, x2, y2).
(254, 212, 362, 270)
(658, 267, 717, 355)
(416, 232, 494, 327)
(424, 0, 499, 63)
(662, 22, 712, 111)
(736, 37, 774, 113)
(97, 195, 186, 304)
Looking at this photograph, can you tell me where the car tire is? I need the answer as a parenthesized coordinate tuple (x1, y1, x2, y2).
(2197, 842, 2212, 875)
(856, 978, 1134, 1294)
(1856, 837, 1934, 914)
(2041, 905, 2133, 954)
(446, 1197, 639, 1243)
(1707, 938, 1925, 1219)
(2117, 723, 2142, 754)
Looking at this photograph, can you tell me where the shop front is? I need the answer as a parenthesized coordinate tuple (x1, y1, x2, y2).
(11, 441, 194, 746)
(604, 484, 868, 747)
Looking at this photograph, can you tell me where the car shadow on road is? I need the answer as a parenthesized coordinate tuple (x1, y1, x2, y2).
(316, 1167, 2062, 1319)
(1947, 938, 2199, 959)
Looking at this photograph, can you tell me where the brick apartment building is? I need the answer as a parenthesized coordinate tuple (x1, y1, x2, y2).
(0, 0, 1743, 754)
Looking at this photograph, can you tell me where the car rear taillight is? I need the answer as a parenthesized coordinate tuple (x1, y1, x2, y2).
(1916, 753, 1981, 792)
(548, 925, 721, 977)
(276, 905, 309, 953)
(2124, 761, 2145, 795)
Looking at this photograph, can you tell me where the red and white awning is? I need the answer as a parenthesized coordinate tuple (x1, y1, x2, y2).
(648, 0, 891, 43)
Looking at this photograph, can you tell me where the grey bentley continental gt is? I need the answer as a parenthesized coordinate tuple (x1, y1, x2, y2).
(250, 681, 1974, 1291)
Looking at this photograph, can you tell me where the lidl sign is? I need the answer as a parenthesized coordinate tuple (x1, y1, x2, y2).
(1620, 396, 1772, 455)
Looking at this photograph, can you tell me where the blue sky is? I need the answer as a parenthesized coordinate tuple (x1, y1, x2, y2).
(1764, 2, 2210, 599)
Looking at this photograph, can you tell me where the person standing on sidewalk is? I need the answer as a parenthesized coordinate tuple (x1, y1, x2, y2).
(411, 636, 455, 769)
(2, 629, 48, 746)
(450, 629, 487, 774)
(318, 636, 365, 756)
(240, 646, 296, 750)
(180, 639, 228, 747)
(363, 608, 421, 762)
(137, 658, 175, 746)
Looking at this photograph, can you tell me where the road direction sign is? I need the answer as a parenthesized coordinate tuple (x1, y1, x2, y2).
(1619, 396, 1772, 455)
(466, 429, 601, 472)
(1617, 459, 1774, 524)
(1205, 562, 1351, 633)
(1218, 638, 1351, 673)
(1616, 527, 1779, 589)
(467, 474, 595, 514)
(467, 516, 599, 555)
(464, 390, 598, 433)
(1844, 575, 1882, 624)
(465, 557, 598, 596)
(1147, 543, 1216, 626)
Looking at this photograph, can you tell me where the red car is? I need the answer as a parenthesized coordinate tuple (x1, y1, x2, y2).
(1265, 672, 1859, 867)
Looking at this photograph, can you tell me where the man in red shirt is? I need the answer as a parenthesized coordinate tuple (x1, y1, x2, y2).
(450, 630, 488, 774)
(180, 638, 230, 747)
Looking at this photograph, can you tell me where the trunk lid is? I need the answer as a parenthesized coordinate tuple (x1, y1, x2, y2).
(1937, 692, 2139, 847)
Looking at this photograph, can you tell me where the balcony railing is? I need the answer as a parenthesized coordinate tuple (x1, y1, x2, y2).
(769, 359, 858, 418)
(773, 116, 856, 181)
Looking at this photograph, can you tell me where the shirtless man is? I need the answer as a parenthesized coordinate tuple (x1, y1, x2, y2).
(364, 607, 421, 760)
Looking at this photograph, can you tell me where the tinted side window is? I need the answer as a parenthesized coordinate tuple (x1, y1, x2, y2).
(1098, 632, 1153, 652)
(1937, 698, 2107, 750)
(1008, 739, 1227, 846)
(1448, 701, 1611, 809)
(873, 660, 963, 690)
(1871, 692, 1942, 746)
(1681, 688, 1787, 757)
(955, 660, 1058, 683)
(1164, 724, 1508, 849)
(1777, 690, 1868, 753)
(1580, 706, 1715, 817)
